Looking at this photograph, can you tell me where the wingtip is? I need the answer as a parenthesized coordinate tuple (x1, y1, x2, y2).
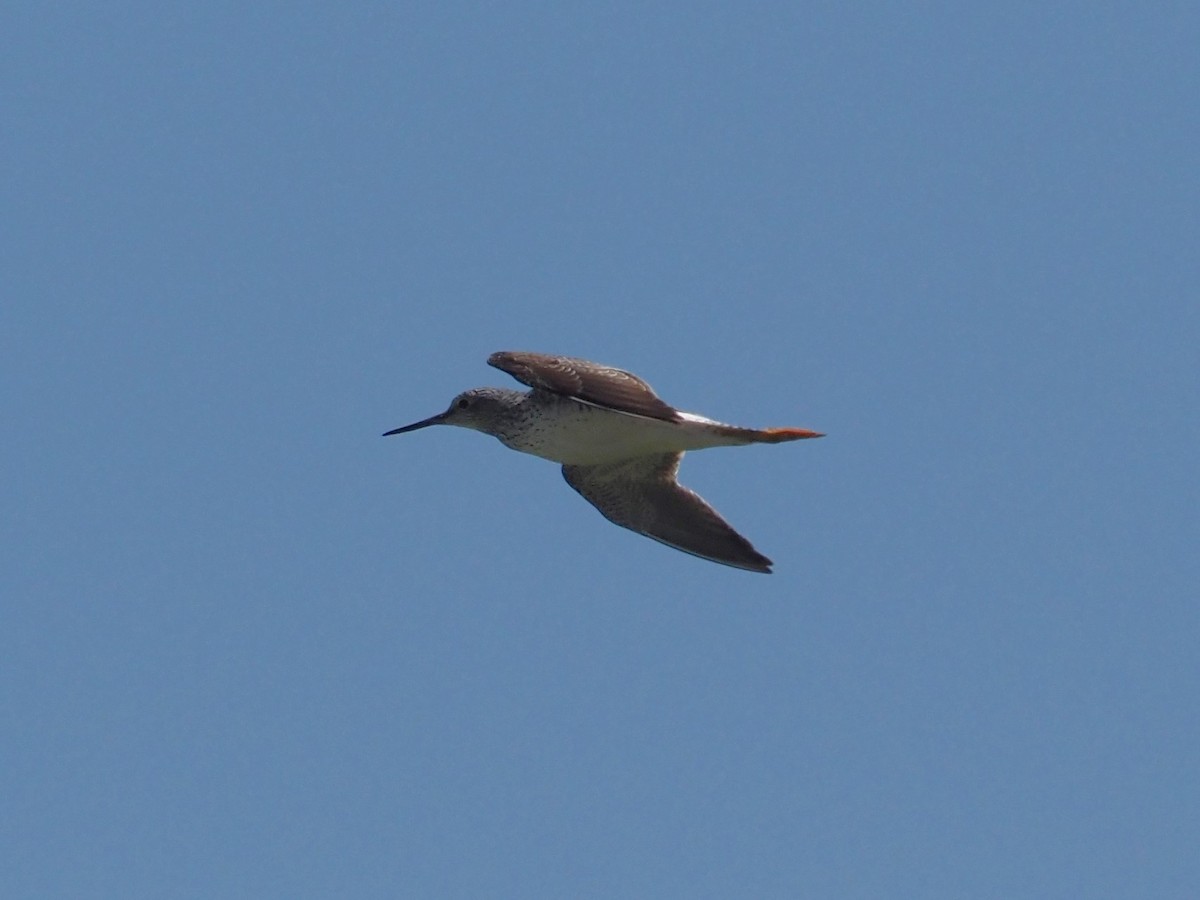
(750, 553, 774, 574)
(487, 350, 524, 367)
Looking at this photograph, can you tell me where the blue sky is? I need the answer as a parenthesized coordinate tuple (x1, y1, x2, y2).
(4, 3, 1198, 897)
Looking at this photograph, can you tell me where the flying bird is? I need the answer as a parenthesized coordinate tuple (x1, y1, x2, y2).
(385, 351, 822, 573)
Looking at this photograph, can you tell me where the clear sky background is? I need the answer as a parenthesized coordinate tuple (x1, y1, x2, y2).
(4, 3, 1198, 897)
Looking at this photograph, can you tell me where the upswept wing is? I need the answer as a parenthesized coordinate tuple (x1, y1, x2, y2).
(488, 351, 679, 422)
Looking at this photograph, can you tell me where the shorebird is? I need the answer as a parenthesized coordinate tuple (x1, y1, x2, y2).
(384, 351, 823, 573)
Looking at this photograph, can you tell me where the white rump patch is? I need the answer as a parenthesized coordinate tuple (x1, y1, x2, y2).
(676, 410, 722, 425)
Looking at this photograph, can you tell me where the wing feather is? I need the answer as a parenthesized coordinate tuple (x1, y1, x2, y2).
(488, 351, 679, 422)
(561, 454, 773, 573)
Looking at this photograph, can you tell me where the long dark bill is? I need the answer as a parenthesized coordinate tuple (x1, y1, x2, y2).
(382, 412, 446, 436)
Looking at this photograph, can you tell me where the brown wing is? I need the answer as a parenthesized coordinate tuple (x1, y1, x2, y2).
(488, 351, 679, 422)
(562, 455, 773, 573)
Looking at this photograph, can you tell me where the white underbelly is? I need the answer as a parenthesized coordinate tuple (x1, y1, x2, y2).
(500, 401, 732, 465)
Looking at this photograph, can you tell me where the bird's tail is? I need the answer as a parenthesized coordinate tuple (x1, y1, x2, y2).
(751, 426, 825, 443)
(710, 424, 825, 444)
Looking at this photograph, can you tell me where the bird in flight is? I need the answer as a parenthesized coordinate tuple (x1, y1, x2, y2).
(385, 351, 823, 573)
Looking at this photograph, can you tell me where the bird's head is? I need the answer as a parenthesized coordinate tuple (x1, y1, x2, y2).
(383, 387, 521, 437)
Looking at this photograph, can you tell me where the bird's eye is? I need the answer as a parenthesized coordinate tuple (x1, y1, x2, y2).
(457, 397, 470, 410)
